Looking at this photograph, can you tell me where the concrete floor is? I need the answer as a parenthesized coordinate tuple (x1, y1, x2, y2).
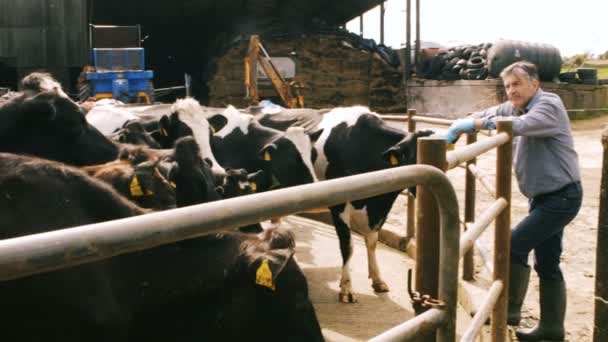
(277, 215, 477, 341)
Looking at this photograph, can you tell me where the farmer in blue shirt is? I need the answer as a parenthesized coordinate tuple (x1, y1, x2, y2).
(446, 61, 582, 341)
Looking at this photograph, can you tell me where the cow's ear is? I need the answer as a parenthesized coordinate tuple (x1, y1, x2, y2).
(207, 114, 228, 134)
(259, 143, 277, 161)
(308, 128, 324, 143)
(253, 248, 294, 291)
(21, 92, 57, 122)
(382, 146, 403, 166)
(158, 115, 171, 137)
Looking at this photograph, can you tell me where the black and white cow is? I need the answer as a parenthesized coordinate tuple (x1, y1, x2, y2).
(109, 112, 195, 150)
(275, 106, 433, 303)
(208, 106, 322, 191)
(0, 153, 324, 342)
(110, 120, 163, 148)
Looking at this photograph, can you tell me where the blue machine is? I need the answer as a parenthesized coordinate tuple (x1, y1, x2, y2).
(83, 25, 155, 104)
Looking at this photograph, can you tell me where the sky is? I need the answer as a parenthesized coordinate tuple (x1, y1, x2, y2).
(346, 0, 607, 57)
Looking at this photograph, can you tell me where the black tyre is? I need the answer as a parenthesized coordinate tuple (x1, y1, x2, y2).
(467, 56, 485, 69)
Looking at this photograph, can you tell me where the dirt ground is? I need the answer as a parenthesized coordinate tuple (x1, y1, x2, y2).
(411, 116, 606, 341)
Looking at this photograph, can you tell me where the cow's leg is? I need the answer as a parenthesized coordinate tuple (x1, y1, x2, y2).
(364, 231, 389, 292)
(330, 206, 357, 303)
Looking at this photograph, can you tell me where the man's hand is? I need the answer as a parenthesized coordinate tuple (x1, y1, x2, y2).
(446, 118, 476, 144)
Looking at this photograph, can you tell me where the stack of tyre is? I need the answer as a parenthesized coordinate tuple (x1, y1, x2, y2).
(576, 68, 598, 85)
(558, 68, 599, 85)
(417, 43, 492, 80)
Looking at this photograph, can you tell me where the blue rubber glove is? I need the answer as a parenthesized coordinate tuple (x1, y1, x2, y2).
(446, 118, 475, 144)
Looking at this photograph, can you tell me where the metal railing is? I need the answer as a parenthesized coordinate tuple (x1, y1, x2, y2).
(0, 162, 462, 341)
(379, 111, 514, 342)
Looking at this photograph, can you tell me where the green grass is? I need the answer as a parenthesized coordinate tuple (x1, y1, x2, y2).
(562, 60, 608, 79)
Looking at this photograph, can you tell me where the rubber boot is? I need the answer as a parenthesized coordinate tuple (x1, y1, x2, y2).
(507, 263, 531, 326)
(516, 279, 566, 341)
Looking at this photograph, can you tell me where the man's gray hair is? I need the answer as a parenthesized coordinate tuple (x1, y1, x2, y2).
(499, 61, 539, 82)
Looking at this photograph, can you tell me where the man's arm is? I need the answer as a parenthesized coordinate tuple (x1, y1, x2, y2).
(474, 100, 562, 137)
(469, 102, 514, 130)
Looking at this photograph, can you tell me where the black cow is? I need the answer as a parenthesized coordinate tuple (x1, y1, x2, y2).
(270, 106, 433, 303)
(208, 106, 322, 191)
(0, 88, 118, 166)
(0, 153, 324, 342)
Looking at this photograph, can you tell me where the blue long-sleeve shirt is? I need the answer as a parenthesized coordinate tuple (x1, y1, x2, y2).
(470, 89, 580, 198)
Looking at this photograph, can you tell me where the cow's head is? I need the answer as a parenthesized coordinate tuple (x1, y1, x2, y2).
(170, 98, 225, 176)
(258, 126, 323, 188)
(155, 112, 194, 148)
(0, 90, 118, 166)
(382, 129, 435, 196)
(219, 227, 324, 342)
(215, 168, 265, 198)
(113, 120, 162, 148)
(168, 136, 221, 207)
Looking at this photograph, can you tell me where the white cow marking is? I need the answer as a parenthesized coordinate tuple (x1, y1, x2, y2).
(214, 105, 252, 138)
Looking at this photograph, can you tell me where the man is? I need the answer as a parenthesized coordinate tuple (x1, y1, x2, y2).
(446, 61, 582, 341)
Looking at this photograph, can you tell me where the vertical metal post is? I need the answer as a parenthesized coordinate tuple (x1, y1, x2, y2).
(492, 120, 513, 342)
(406, 109, 417, 240)
(404, 0, 411, 85)
(415, 137, 447, 341)
(359, 15, 364, 36)
(463, 133, 477, 281)
(594, 128, 608, 341)
(415, 0, 421, 66)
(184, 73, 192, 98)
(380, 2, 385, 45)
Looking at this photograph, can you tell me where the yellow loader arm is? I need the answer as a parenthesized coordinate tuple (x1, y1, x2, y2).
(244, 34, 304, 108)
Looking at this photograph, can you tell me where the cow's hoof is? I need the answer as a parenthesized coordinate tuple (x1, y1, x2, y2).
(372, 281, 390, 293)
(339, 292, 358, 303)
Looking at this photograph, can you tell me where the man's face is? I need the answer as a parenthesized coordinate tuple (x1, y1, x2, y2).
(503, 72, 539, 110)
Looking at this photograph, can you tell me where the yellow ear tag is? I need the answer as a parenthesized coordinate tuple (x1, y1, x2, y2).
(389, 154, 399, 166)
(130, 175, 145, 197)
(250, 182, 257, 192)
(264, 150, 272, 161)
(169, 181, 177, 188)
(210, 126, 216, 134)
(447, 144, 456, 151)
(255, 259, 275, 290)
(160, 128, 169, 137)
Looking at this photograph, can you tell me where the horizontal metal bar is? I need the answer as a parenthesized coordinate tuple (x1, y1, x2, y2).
(459, 198, 507, 258)
(476, 239, 494, 274)
(412, 115, 453, 126)
(368, 308, 446, 342)
(446, 132, 510, 170)
(467, 163, 496, 197)
(460, 280, 504, 342)
(379, 115, 453, 126)
(0, 164, 455, 282)
(380, 114, 408, 122)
